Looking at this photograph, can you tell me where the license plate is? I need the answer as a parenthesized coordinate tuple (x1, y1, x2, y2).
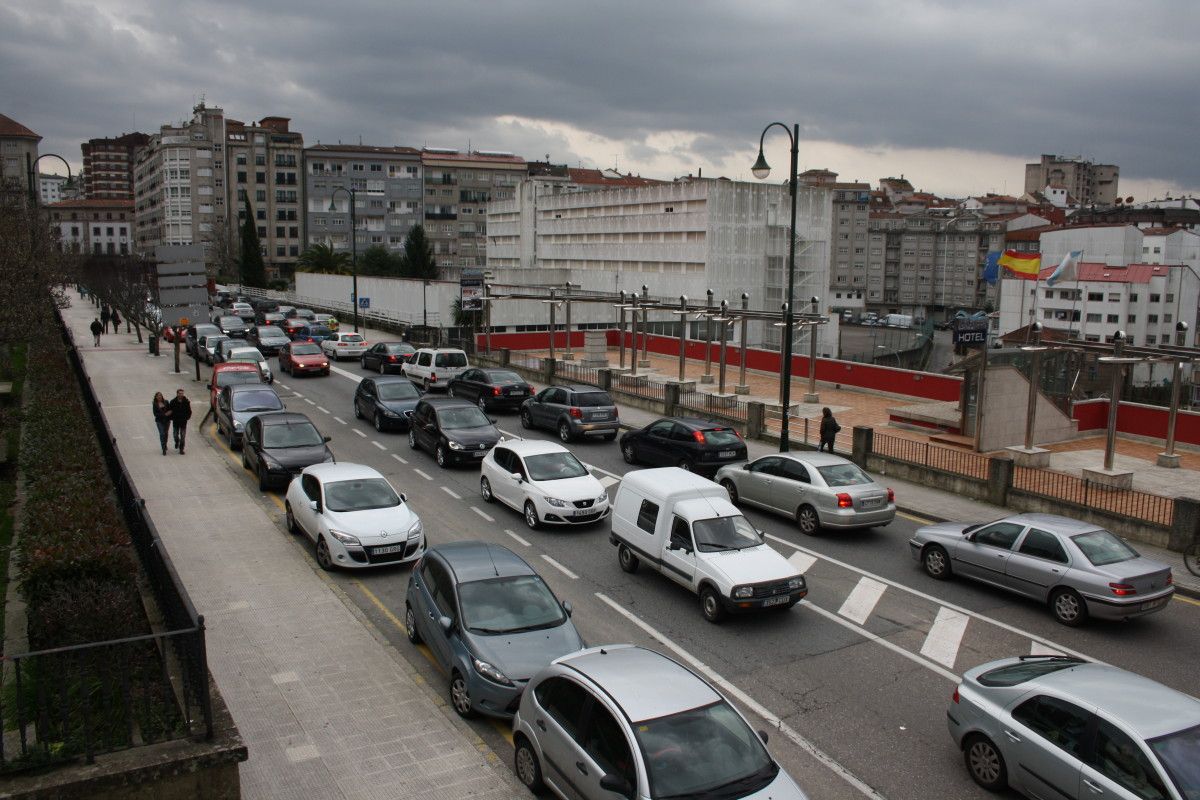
(861, 498, 883, 509)
(572, 508, 594, 517)
(719, 450, 736, 458)
(762, 595, 791, 607)
(1140, 598, 1166, 611)
(591, 412, 610, 420)
(373, 544, 405, 555)
(473, 450, 487, 457)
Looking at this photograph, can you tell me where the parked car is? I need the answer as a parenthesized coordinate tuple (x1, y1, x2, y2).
(620, 416, 747, 476)
(214, 384, 285, 449)
(284, 463, 425, 571)
(519, 385, 619, 442)
(353, 376, 423, 432)
(198, 333, 229, 365)
(321, 331, 367, 361)
(208, 362, 266, 411)
(226, 346, 273, 383)
(403, 347, 469, 391)
(407, 397, 502, 468)
(278, 342, 330, 377)
(513, 645, 810, 800)
(448, 368, 534, 412)
(293, 308, 317, 322)
(481, 439, 609, 529)
(909, 513, 1175, 626)
(715, 452, 895, 536)
(294, 323, 334, 345)
(361, 341, 416, 374)
(314, 312, 339, 331)
(949, 654, 1200, 798)
(404, 542, 584, 719)
(241, 412, 334, 490)
(247, 324, 291, 356)
(214, 314, 248, 339)
(280, 318, 308, 339)
(185, 323, 221, 357)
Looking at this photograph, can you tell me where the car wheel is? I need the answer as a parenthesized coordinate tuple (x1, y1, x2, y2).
(408, 429, 420, 451)
(449, 671, 474, 718)
(524, 501, 540, 530)
(374, 412, 385, 433)
(480, 477, 494, 503)
(257, 463, 268, 492)
(315, 537, 335, 571)
(922, 545, 951, 580)
(700, 586, 725, 623)
(285, 501, 299, 534)
(423, 378, 431, 392)
(520, 409, 533, 429)
(435, 445, 449, 468)
(720, 479, 739, 505)
(447, 387, 455, 397)
(404, 604, 422, 644)
(618, 543, 640, 574)
(622, 442, 638, 464)
(378, 361, 385, 375)
(796, 504, 820, 535)
(514, 736, 545, 793)
(1050, 587, 1088, 627)
(677, 458, 693, 472)
(963, 734, 1007, 791)
(558, 421, 572, 443)
(353, 399, 362, 419)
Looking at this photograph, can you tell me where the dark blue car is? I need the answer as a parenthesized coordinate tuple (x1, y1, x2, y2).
(353, 376, 423, 432)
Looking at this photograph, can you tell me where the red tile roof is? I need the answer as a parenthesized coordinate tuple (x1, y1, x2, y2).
(306, 144, 420, 156)
(0, 113, 40, 140)
(567, 168, 664, 188)
(1036, 261, 1178, 284)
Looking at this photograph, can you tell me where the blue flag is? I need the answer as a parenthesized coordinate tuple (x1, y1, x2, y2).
(982, 252, 1001, 285)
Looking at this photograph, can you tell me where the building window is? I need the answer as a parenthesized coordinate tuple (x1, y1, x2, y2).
(257, 226, 267, 238)
(1127, 314, 1136, 323)
(1086, 313, 1101, 323)
(1165, 313, 1173, 323)
(1150, 293, 1161, 303)
(1107, 293, 1120, 302)
(1087, 292, 1103, 302)
(1166, 293, 1174, 303)
(1146, 335, 1157, 345)
(276, 226, 285, 238)
(1148, 314, 1159, 323)
(1106, 314, 1118, 323)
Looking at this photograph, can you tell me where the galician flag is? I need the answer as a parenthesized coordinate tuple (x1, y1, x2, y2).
(997, 250, 1041, 280)
(1046, 250, 1083, 287)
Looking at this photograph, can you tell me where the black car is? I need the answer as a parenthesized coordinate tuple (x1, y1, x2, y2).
(408, 397, 501, 468)
(361, 341, 416, 374)
(185, 323, 221, 358)
(247, 325, 292, 356)
(214, 314, 248, 338)
(354, 377, 423, 432)
(257, 311, 286, 327)
(241, 412, 334, 490)
(447, 368, 534, 412)
(620, 416, 747, 476)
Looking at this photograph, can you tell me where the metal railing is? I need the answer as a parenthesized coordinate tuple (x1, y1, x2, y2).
(553, 360, 603, 388)
(1012, 466, 1175, 528)
(872, 432, 991, 480)
(676, 390, 750, 424)
(612, 373, 667, 403)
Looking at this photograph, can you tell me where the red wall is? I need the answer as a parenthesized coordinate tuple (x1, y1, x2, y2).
(1071, 398, 1200, 446)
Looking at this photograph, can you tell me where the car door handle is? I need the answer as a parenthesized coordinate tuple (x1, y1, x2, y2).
(575, 761, 588, 776)
(1083, 778, 1104, 795)
(536, 719, 546, 732)
(1003, 729, 1021, 743)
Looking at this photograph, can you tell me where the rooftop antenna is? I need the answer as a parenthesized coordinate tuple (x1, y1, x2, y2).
(486, 543, 500, 577)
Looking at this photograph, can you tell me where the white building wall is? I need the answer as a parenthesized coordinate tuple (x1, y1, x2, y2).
(1041, 226, 1142, 266)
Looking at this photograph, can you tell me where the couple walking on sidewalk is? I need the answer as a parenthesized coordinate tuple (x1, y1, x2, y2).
(152, 389, 192, 454)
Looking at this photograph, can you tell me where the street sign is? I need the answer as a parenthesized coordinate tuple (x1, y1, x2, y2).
(461, 268, 484, 312)
(155, 245, 209, 321)
(953, 319, 989, 348)
(160, 303, 208, 328)
(359, 296, 370, 309)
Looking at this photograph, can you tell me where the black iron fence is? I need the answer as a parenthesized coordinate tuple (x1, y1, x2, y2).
(553, 360, 603, 388)
(871, 432, 992, 480)
(1012, 466, 1175, 528)
(676, 390, 750, 425)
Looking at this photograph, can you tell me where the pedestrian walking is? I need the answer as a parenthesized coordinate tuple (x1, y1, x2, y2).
(110, 309, 122, 334)
(168, 389, 193, 453)
(152, 391, 172, 455)
(90, 317, 104, 347)
(818, 407, 841, 453)
(100, 306, 110, 331)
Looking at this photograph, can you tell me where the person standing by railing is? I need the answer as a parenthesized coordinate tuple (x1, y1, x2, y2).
(819, 407, 840, 453)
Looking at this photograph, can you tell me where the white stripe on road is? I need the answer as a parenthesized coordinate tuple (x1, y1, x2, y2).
(505, 530, 531, 547)
(595, 593, 885, 800)
(472, 507, 495, 522)
(333, 416, 347, 425)
(290, 391, 302, 398)
(599, 475, 620, 488)
(391, 454, 408, 465)
(353, 429, 367, 438)
(441, 487, 462, 500)
(330, 364, 364, 384)
(581, 461, 622, 481)
(372, 441, 386, 451)
(837, 576, 887, 625)
(541, 556, 579, 580)
(275, 383, 289, 390)
(920, 607, 970, 669)
(498, 428, 521, 440)
(802, 601, 960, 683)
(787, 551, 818, 574)
(1031, 641, 1066, 657)
(304, 398, 315, 405)
(413, 469, 432, 481)
(316, 406, 329, 414)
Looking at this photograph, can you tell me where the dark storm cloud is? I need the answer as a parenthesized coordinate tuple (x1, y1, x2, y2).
(4, 0, 1197, 193)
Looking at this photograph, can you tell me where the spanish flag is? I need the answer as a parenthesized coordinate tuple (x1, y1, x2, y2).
(998, 250, 1041, 280)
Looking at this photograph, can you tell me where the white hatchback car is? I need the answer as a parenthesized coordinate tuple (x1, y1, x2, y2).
(321, 331, 367, 360)
(284, 463, 425, 570)
(480, 439, 610, 529)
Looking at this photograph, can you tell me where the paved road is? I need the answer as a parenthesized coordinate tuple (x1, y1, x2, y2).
(199, 352, 1200, 800)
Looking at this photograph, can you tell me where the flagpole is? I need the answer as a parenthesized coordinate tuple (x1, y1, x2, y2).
(1066, 251, 1084, 339)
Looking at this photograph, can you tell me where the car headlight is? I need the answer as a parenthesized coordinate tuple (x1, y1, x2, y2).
(326, 528, 361, 547)
(448, 440, 465, 450)
(544, 497, 568, 507)
(787, 576, 805, 591)
(320, 361, 329, 367)
(596, 491, 608, 504)
(233, 420, 243, 431)
(407, 519, 423, 539)
(381, 406, 398, 417)
(472, 657, 513, 686)
(733, 585, 754, 599)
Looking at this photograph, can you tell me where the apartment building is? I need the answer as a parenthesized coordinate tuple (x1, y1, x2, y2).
(304, 144, 422, 256)
(799, 169, 871, 314)
(1024, 154, 1119, 207)
(39, 173, 70, 204)
(47, 198, 133, 255)
(81, 132, 150, 199)
(0, 112, 40, 197)
(226, 117, 304, 275)
(422, 149, 526, 269)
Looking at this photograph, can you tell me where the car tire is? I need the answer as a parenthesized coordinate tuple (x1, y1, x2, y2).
(435, 445, 452, 468)
(408, 429, 420, 451)
(1050, 587, 1088, 627)
(315, 537, 335, 571)
(514, 736, 545, 793)
(720, 479, 739, 505)
(963, 734, 1007, 791)
(480, 477, 494, 503)
(796, 504, 820, 536)
(622, 442, 638, 464)
(447, 387, 456, 397)
(404, 604, 422, 644)
(449, 671, 474, 718)
(618, 543, 640, 574)
(322, 369, 330, 377)
(524, 501, 540, 530)
(558, 421, 573, 443)
(922, 544, 951, 580)
(700, 586, 725, 623)
(285, 501, 299, 534)
(257, 463, 268, 492)
(378, 361, 385, 375)
(353, 400, 362, 419)
(520, 409, 533, 429)
(374, 412, 385, 433)
(241, 449, 250, 469)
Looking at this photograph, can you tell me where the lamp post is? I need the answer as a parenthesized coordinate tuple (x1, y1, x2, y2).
(328, 186, 359, 332)
(26, 153, 73, 207)
(614, 290, 628, 370)
(736, 293, 751, 394)
(639, 284, 651, 368)
(752, 122, 800, 452)
(805, 295, 820, 403)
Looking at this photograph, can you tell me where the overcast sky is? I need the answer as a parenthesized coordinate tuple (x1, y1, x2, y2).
(4, 0, 1197, 202)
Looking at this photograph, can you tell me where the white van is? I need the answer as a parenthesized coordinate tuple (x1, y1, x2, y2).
(402, 347, 469, 391)
(609, 468, 808, 622)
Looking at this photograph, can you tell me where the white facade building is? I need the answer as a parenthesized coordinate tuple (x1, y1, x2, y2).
(39, 173, 69, 204)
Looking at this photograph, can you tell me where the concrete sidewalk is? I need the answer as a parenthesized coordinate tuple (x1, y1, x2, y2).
(64, 302, 522, 799)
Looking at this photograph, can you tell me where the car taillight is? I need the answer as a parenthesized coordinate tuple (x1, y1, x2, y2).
(887, 488, 895, 503)
(388, 355, 397, 362)
(493, 387, 502, 396)
(836, 493, 853, 508)
(1166, 572, 1173, 585)
(952, 687, 960, 704)
(569, 407, 583, 419)
(1109, 582, 1137, 596)
(692, 430, 706, 444)
(429, 373, 437, 382)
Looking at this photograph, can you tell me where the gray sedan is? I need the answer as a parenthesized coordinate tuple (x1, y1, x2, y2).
(715, 452, 895, 535)
(949, 655, 1200, 799)
(909, 513, 1174, 626)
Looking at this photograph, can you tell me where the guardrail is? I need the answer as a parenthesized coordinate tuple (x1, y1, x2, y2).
(872, 432, 991, 480)
(1012, 466, 1175, 528)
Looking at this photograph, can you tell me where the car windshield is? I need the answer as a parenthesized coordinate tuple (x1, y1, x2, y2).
(232, 390, 282, 412)
(438, 406, 491, 430)
(525, 452, 588, 482)
(574, 391, 612, 407)
(434, 352, 468, 368)
(377, 382, 420, 401)
(691, 515, 762, 552)
(817, 463, 874, 487)
(219, 316, 243, 327)
(1149, 724, 1200, 798)
(262, 422, 324, 448)
(634, 700, 778, 799)
(217, 371, 260, 388)
(291, 344, 321, 355)
(487, 371, 524, 384)
(1071, 529, 1140, 566)
(458, 575, 565, 635)
(701, 428, 742, 446)
(323, 478, 401, 512)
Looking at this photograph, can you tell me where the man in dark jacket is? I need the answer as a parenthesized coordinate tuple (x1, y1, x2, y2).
(90, 317, 104, 346)
(110, 309, 122, 334)
(818, 407, 840, 453)
(100, 306, 110, 331)
(168, 389, 193, 453)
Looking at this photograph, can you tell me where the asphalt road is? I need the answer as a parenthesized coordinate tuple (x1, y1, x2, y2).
(197, 353, 1200, 800)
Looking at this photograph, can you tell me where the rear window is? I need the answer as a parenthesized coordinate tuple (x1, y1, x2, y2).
(817, 463, 873, 487)
(217, 371, 261, 388)
(573, 391, 613, 407)
(1071, 529, 1139, 567)
(702, 428, 741, 446)
(219, 316, 244, 327)
(384, 343, 414, 354)
(977, 657, 1086, 687)
(435, 351, 468, 368)
(341, 334, 364, 343)
(291, 344, 321, 355)
(308, 326, 332, 336)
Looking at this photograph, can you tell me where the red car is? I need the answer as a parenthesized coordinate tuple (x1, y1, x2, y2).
(208, 362, 266, 410)
(279, 342, 330, 377)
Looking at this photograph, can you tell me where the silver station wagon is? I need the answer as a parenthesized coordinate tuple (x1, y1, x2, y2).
(909, 513, 1174, 626)
(715, 452, 895, 535)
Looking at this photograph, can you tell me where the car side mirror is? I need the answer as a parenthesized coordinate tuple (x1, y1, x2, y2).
(561, 600, 573, 617)
(309, 500, 320, 513)
(438, 615, 453, 633)
(757, 730, 769, 745)
(323, 435, 332, 443)
(742, 463, 751, 470)
(599, 774, 633, 797)
(399, 492, 406, 503)
(488, 417, 498, 425)
(511, 472, 523, 483)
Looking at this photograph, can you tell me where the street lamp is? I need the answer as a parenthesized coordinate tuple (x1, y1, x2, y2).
(752, 122, 800, 452)
(328, 186, 359, 332)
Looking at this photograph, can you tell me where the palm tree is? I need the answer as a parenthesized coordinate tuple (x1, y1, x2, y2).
(296, 242, 351, 274)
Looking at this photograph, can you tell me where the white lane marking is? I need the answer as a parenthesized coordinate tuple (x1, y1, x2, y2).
(541, 556, 579, 580)
(596, 593, 885, 799)
(391, 454, 408, 465)
(353, 429, 367, 438)
(498, 428, 521, 440)
(413, 469, 432, 481)
(838, 576, 887, 625)
(316, 405, 329, 414)
(441, 486, 462, 500)
(372, 441, 386, 451)
(1031, 641, 1066, 657)
(802, 601, 960, 683)
(290, 391, 303, 398)
(581, 461, 623, 481)
(330, 364, 364, 384)
(472, 507, 495, 522)
(333, 416, 347, 425)
(304, 398, 315, 405)
(920, 607, 970, 669)
(599, 475, 620, 488)
(762, 532, 1095, 663)
(788, 551, 818, 574)
(506, 530, 531, 547)
(275, 383, 289, 390)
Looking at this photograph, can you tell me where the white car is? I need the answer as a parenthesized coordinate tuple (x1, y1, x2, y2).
(227, 346, 273, 383)
(321, 331, 367, 360)
(480, 439, 610, 529)
(284, 463, 425, 571)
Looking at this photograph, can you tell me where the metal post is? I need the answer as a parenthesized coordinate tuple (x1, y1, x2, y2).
(547, 289, 558, 361)
(484, 284, 493, 356)
(1022, 348, 1044, 450)
(1163, 360, 1182, 459)
(778, 303, 789, 406)
(972, 339, 989, 453)
(805, 296, 820, 402)
(677, 295, 688, 382)
(736, 293, 750, 394)
(639, 284, 651, 368)
(1102, 332, 1127, 472)
(422, 280, 428, 329)
(616, 290, 627, 370)
(563, 283, 574, 361)
(717, 301, 730, 394)
(350, 189, 359, 333)
(701, 289, 715, 383)
(629, 294, 639, 378)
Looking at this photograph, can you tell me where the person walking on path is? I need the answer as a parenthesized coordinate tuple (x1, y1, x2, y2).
(818, 407, 841, 453)
(168, 389, 192, 453)
(100, 305, 110, 331)
(110, 308, 122, 334)
(90, 317, 104, 347)
(152, 392, 173, 455)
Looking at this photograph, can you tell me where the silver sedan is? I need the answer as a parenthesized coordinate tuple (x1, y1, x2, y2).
(909, 513, 1174, 626)
(715, 452, 895, 535)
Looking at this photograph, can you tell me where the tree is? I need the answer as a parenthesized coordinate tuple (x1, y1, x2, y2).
(401, 225, 437, 279)
(359, 244, 402, 277)
(208, 219, 238, 284)
(296, 242, 350, 274)
(238, 196, 266, 288)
